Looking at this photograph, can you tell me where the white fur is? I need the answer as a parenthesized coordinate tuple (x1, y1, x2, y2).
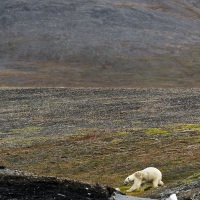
(123, 167, 164, 192)
(166, 194, 177, 200)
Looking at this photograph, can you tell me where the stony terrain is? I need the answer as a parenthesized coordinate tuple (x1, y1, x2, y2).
(0, 88, 200, 199)
(0, 0, 200, 87)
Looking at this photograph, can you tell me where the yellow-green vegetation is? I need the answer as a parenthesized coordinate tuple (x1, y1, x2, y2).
(132, 121, 142, 125)
(112, 119, 124, 123)
(10, 126, 43, 135)
(145, 124, 200, 135)
(117, 131, 128, 135)
(189, 171, 200, 180)
(165, 123, 200, 132)
(145, 127, 169, 135)
(118, 186, 130, 193)
(0, 132, 7, 135)
(21, 104, 28, 107)
(118, 184, 152, 195)
(176, 171, 200, 186)
(111, 138, 123, 143)
(175, 123, 200, 131)
(118, 186, 140, 195)
(103, 101, 113, 105)
(195, 135, 200, 142)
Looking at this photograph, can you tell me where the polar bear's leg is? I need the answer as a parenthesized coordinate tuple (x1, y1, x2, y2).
(140, 183, 148, 191)
(158, 180, 164, 186)
(152, 179, 159, 188)
(127, 180, 142, 192)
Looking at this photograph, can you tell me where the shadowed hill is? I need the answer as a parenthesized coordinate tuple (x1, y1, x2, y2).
(0, 0, 200, 87)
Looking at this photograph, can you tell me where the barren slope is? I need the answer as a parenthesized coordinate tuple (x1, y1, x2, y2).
(0, 0, 200, 87)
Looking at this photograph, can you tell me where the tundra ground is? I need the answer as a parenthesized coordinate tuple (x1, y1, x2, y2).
(0, 88, 199, 197)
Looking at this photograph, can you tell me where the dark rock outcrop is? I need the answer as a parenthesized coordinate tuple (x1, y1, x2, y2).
(0, 173, 114, 200)
(148, 180, 200, 200)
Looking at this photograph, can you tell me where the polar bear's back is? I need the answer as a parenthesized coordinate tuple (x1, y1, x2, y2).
(142, 167, 162, 180)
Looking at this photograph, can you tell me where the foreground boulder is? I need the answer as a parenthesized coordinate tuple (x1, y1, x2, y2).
(0, 174, 115, 200)
(148, 179, 200, 200)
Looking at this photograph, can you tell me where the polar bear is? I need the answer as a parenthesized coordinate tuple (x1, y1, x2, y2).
(123, 167, 164, 192)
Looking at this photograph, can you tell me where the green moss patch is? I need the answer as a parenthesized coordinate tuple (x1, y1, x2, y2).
(176, 124, 200, 131)
(145, 124, 200, 135)
(188, 171, 200, 180)
(145, 128, 169, 135)
(118, 186, 141, 195)
(176, 171, 200, 186)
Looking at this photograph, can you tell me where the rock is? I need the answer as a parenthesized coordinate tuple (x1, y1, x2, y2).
(165, 194, 177, 200)
(0, 173, 114, 200)
(0, 167, 34, 176)
(110, 192, 155, 200)
(149, 180, 200, 200)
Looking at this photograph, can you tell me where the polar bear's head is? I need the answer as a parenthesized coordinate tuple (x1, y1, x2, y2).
(123, 171, 144, 185)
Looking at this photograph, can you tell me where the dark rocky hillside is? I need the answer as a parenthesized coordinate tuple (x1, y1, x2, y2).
(0, 0, 200, 87)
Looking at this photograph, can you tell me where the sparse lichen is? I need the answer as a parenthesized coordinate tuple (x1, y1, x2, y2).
(49, 101, 63, 104)
(117, 131, 128, 135)
(132, 121, 142, 125)
(176, 124, 200, 131)
(112, 119, 124, 123)
(111, 139, 122, 143)
(10, 126, 43, 135)
(188, 171, 200, 180)
(145, 128, 169, 135)
(165, 123, 200, 132)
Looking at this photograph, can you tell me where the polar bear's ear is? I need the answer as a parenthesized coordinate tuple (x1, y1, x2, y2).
(135, 171, 144, 179)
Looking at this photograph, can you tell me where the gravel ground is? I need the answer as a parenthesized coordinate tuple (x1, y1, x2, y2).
(1, 87, 200, 137)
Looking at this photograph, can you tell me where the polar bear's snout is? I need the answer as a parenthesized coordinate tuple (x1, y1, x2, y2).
(123, 181, 128, 186)
(123, 176, 133, 185)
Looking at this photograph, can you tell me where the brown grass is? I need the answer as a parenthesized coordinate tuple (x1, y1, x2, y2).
(1, 126, 200, 197)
